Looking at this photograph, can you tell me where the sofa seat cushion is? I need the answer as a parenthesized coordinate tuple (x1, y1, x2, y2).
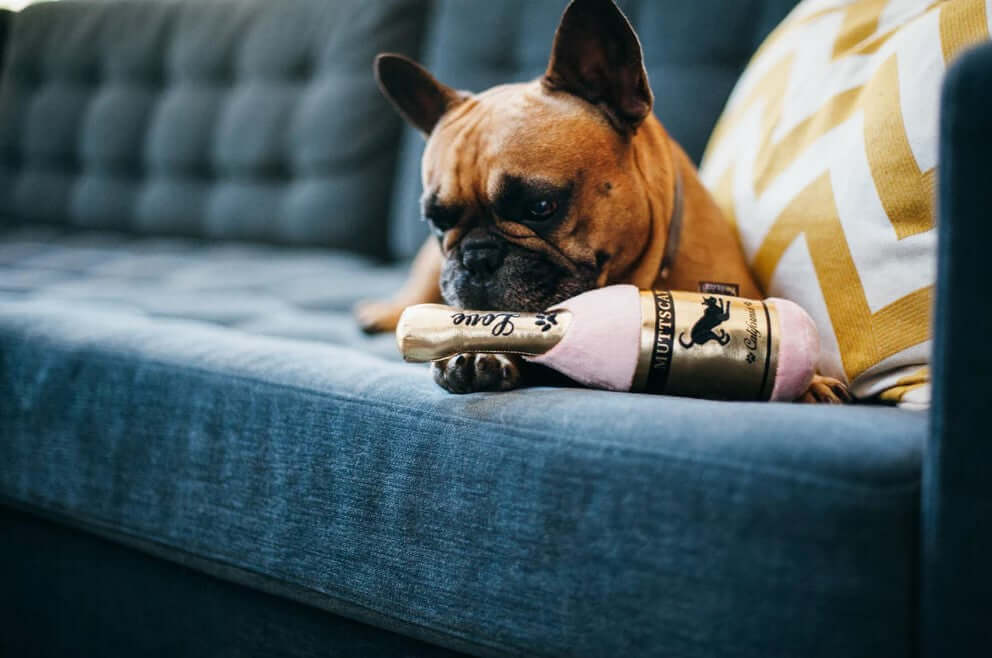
(0, 230, 924, 658)
(0, 227, 405, 358)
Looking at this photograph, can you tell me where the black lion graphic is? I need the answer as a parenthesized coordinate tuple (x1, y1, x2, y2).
(679, 296, 732, 348)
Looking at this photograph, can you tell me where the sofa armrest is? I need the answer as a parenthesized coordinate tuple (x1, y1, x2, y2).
(924, 42, 992, 658)
(0, 10, 10, 57)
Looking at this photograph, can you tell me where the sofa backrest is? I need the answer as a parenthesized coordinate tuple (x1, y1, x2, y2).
(387, 0, 801, 259)
(0, 0, 426, 258)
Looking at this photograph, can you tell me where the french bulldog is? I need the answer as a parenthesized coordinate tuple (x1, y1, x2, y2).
(356, 0, 850, 403)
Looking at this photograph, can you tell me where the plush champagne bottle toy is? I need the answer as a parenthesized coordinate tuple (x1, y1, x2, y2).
(396, 285, 819, 401)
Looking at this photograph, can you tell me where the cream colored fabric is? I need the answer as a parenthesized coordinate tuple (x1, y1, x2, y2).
(700, 0, 991, 406)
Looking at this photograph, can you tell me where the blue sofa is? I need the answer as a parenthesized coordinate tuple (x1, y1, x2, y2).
(0, 1, 986, 656)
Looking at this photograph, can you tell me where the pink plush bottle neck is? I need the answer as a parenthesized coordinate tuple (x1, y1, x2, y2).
(526, 285, 642, 391)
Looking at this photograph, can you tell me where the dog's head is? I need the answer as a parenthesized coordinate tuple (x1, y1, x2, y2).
(376, 0, 665, 311)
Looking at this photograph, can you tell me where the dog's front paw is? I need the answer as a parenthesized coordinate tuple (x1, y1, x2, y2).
(354, 299, 405, 334)
(798, 375, 854, 404)
(431, 353, 522, 394)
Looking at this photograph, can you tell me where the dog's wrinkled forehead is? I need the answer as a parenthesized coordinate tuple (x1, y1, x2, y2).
(421, 81, 623, 209)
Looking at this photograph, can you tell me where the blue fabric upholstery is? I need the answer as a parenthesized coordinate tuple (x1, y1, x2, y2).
(925, 42, 992, 658)
(0, 0, 426, 257)
(387, 0, 800, 258)
(0, 506, 465, 658)
(0, 230, 923, 656)
(0, 226, 406, 356)
(0, 11, 12, 67)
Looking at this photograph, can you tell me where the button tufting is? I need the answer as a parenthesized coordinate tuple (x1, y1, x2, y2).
(1, 0, 423, 258)
(293, 54, 316, 82)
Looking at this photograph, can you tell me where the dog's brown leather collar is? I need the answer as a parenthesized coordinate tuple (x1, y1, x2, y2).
(658, 168, 683, 280)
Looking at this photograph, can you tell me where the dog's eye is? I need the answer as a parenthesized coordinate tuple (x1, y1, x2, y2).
(424, 214, 454, 235)
(526, 199, 558, 220)
(422, 204, 462, 234)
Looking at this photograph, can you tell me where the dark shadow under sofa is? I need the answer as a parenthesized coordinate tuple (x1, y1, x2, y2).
(0, 1, 988, 657)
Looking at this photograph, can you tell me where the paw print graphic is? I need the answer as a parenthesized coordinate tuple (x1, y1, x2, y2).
(745, 352, 756, 364)
(534, 311, 559, 332)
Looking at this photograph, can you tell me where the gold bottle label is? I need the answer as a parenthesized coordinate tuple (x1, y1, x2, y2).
(632, 290, 780, 400)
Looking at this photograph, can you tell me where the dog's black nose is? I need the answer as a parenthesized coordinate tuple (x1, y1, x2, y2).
(461, 240, 505, 277)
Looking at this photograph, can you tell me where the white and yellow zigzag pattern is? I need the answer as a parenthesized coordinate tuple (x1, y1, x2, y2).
(700, 0, 991, 403)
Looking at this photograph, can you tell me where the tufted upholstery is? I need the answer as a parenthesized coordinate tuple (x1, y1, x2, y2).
(0, 0, 426, 258)
(387, 0, 800, 258)
(0, 226, 405, 359)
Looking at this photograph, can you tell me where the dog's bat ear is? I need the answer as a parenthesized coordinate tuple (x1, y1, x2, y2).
(543, 0, 653, 133)
(375, 54, 465, 137)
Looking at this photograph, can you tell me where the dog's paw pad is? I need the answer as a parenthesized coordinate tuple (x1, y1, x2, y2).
(432, 353, 521, 393)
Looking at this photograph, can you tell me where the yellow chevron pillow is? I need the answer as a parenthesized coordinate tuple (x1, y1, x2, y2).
(700, 0, 990, 407)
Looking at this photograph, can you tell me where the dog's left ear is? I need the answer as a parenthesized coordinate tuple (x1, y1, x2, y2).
(543, 0, 653, 133)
